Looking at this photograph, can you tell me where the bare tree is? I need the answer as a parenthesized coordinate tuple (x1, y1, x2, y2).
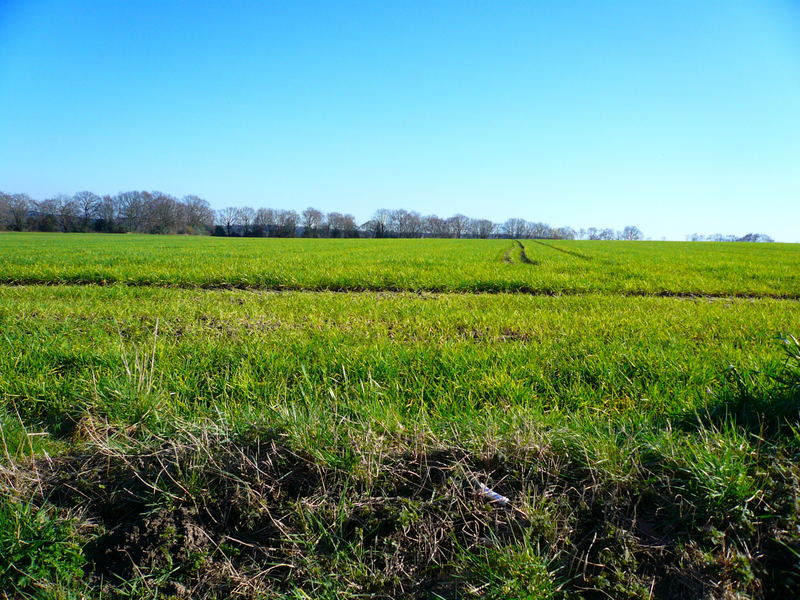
(30, 197, 59, 231)
(7, 194, 32, 231)
(144, 192, 185, 234)
(553, 226, 576, 240)
(116, 191, 148, 232)
(502, 218, 527, 239)
(422, 215, 448, 237)
(302, 207, 324, 236)
(275, 209, 299, 237)
(386, 209, 422, 237)
(183, 195, 215, 233)
(0, 192, 11, 230)
(327, 212, 357, 237)
(237, 206, 256, 235)
(369, 209, 392, 238)
(217, 207, 239, 236)
(446, 214, 470, 239)
(96, 195, 119, 232)
(387, 209, 406, 236)
(621, 225, 643, 241)
(73, 191, 100, 231)
(254, 208, 276, 236)
(737, 233, 774, 243)
(327, 212, 344, 237)
(474, 219, 495, 239)
(54, 194, 79, 232)
(526, 222, 552, 239)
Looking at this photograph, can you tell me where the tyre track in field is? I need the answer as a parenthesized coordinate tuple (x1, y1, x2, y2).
(527, 239, 594, 261)
(514, 240, 537, 264)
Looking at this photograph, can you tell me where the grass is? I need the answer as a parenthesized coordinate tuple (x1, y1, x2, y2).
(1, 234, 799, 598)
(1, 287, 796, 437)
(0, 500, 86, 599)
(1, 232, 799, 296)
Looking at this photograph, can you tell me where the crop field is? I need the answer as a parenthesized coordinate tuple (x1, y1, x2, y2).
(1, 233, 799, 599)
(1, 232, 799, 296)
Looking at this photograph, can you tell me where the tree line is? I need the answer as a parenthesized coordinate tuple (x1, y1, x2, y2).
(0, 190, 649, 240)
(686, 232, 775, 243)
(0, 190, 776, 242)
(0, 191, 215, 234)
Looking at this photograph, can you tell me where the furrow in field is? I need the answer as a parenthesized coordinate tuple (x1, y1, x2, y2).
(514, 240, 536, 264)
(527, 239, 595, 260)
(0, 280, 798, 300)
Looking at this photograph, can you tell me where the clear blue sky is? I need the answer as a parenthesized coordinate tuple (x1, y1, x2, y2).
(1, 1, 799, 241)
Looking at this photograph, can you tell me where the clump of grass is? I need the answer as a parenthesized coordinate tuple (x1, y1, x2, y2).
(0, 499, 86, 599)
(3, 406, 792, 600)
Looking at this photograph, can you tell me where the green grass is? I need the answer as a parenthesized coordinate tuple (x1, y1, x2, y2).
(1, 235, 799, 598)
(1, 286, 796, 440)
(0, 500, 86, 599)
(1, 232, 798, 296)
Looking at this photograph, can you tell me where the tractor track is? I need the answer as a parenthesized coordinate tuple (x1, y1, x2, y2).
(0, 280, 797, 300)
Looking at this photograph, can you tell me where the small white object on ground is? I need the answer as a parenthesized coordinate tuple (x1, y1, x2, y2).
(477, 482, 510, 506)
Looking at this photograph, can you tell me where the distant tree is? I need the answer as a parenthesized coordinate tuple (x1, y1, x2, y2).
(526, 222, 552, 239)
(237, 206, 256, 236)
(302, 207, 324, 236)
(7, 193, 32, 231)
(446, 214, 470, 239)
(183, 195, 215, 233)
(621, 225, 643, 241)
(472, 219, 495, 239)
(54, 194, 79, 232)
(327, 212, 357, 237)
(255, 208, 276, 235)
(502, 218, 527, 239)
(73, 191, 100, 231)
(737, 233, 774, 243)
(96, 195, 120, 232)
(388, 209, 406, 235)
(144, 192, 185, 234)
(387, 209, 423, 237)
(422, 215, 448, 237)
(0, 192, 12, 230)
(369, 209, 392, 238)
(709, 233, 737, 242)
(30, 197, 59, 231)
(275, 209, 299, 237)
(405, 211, 423, 237)
(553, 226, 576, 240)
(217, 207, 239, 236)
(116, 191, 148, 232)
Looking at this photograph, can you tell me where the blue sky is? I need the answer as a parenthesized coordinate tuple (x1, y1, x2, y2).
(1, 1, 798, 240)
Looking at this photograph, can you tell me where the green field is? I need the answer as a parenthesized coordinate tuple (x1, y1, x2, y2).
(1, 234, 799, 599)
(1, 232, 798, 295)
